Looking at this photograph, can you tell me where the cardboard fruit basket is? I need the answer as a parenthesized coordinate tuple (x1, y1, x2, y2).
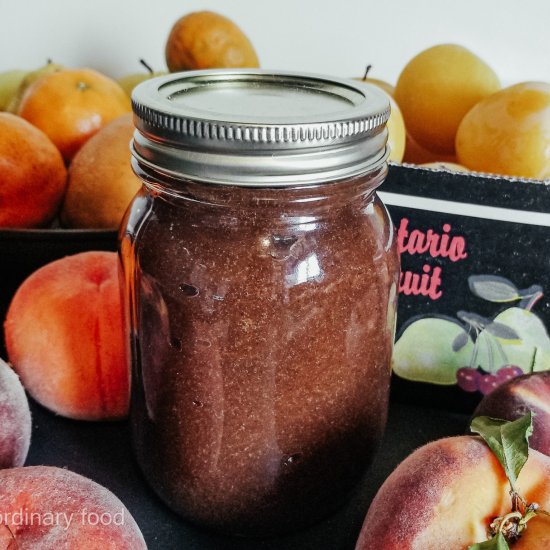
(382, 163, 550, 412)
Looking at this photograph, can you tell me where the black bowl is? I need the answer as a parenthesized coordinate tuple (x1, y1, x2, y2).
(0, 228, 118, 357)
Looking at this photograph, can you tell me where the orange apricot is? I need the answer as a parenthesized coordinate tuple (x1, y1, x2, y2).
(165, 11, 259, 72)
(0, 113, 67, 228)
(456, 81, 550, 179)
(18, 68, 131, 163)
(395, 44, 500, 155)
(60, 114, 141, 229)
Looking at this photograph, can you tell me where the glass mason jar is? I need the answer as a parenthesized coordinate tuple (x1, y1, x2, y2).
(120, 70, 399, 536)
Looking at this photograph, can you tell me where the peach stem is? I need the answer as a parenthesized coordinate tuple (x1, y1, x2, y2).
(490, 493, 550, 544)
(498, 511, 522, 531)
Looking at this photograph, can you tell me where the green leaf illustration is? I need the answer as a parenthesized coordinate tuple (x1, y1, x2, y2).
(469, 275, 520, 303)
(484, 321, 520, 341)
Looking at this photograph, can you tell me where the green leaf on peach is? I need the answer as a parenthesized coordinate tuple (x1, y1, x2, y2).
(470, 413, 533, 493)
(468, 532, 510, 549)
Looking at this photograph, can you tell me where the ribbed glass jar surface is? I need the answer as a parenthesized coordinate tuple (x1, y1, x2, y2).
(120, 69, 399, 536)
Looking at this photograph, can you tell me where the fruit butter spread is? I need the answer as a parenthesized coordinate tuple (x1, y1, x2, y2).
(120, 70, 399, 536)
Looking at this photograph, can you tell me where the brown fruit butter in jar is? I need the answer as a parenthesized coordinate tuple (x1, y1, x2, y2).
(121, 70, 399, 536)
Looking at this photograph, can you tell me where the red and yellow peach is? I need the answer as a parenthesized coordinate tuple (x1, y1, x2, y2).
(4, 251, 128, 421)
(0, 358, 31, 469)
(0, 466, 146, 549)
(356, 436, 550, 549)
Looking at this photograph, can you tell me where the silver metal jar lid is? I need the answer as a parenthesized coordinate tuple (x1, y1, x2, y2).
(131, 69, 390, 186)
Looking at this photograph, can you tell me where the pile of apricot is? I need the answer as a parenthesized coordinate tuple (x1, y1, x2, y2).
(361, 43, 550, 180)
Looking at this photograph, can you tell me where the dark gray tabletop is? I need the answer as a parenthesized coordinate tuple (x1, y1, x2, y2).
(26, 398, 468, 550)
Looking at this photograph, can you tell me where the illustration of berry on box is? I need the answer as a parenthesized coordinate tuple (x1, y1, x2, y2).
(392, 274, 550, 394)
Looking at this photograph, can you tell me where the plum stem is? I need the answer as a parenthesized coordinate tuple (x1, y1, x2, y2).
(362, 64, 372, 80)
(139, 58, 154, 75)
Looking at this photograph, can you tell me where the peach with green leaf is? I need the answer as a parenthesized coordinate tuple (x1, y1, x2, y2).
(355, 414, 550, 549)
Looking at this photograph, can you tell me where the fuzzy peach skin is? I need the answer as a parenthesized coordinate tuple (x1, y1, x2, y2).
(4, 251, 129, 420)
(355, 436, 550, 550)
(0, 358, 31, 468)
(0, 524, 15, 547)
(0, 466, 146, 549)
(474, 372, 550, 457)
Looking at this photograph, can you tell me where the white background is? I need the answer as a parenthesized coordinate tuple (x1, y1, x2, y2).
(2, 0, 549, 86)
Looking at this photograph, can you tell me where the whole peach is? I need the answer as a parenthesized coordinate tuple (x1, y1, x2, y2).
(17, 68, 131, 163)
(356, 436, 550, 549)
(0, 466, 146, 549)
(4, 251, 129, 420)
(0, 358, 31, 468)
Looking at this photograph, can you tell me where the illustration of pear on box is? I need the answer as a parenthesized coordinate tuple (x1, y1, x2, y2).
(392, 274, 550, 395)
